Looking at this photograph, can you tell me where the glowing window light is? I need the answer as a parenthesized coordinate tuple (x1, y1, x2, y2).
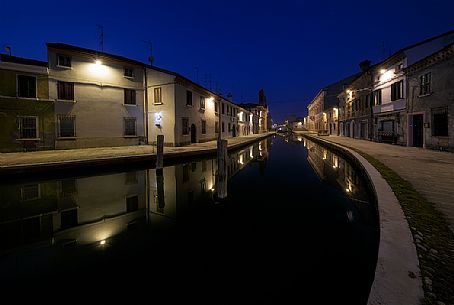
(99, 240, 106, 245)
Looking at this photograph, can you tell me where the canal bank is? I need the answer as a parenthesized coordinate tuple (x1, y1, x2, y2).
(298, 134, 454, 304)
(0, 134, 379, 304)
(0, 133, 274, 178)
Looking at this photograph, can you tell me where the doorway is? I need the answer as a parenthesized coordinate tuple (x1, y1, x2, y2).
(191, 124, 197, 143)
(412, 114, 423, 147)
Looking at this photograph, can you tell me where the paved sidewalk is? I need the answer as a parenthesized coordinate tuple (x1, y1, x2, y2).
(0, 133, 274, 174)
(302, 133, 454, 233)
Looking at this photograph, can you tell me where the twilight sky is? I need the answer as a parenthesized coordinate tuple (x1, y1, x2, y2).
(2, 0, 453, 122)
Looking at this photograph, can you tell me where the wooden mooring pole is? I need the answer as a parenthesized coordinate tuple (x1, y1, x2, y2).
(216, 138, 228, 199)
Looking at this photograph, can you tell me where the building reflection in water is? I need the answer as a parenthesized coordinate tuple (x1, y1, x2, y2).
(288, 134, 376, 225)
(0, 171, 147, 250)
(0, 139, 271, 253)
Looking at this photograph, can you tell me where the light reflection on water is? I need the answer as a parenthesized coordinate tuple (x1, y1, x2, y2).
(0, 135, 378, 304)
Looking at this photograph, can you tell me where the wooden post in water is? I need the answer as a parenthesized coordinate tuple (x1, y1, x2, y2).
(156, 135, 164, 175)
(216, 138, 228, 199)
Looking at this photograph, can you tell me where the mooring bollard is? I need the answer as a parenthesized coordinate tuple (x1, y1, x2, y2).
(156, 135, 164, 175)
(216, 138, 228, 199)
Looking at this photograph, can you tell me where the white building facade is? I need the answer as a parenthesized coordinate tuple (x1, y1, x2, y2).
(47, 43, 146, 149)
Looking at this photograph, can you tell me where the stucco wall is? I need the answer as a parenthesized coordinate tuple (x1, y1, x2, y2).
(146, 69, 176, 146)
(48, 48, 145, 149)
(407, 55, 454, 151)
(174, 84, 218, 146)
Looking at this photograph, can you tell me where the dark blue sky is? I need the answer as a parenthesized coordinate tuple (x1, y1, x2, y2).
(2, 0, 453, 122)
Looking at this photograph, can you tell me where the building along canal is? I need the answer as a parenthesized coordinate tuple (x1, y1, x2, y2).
(0, 134, 379, 304)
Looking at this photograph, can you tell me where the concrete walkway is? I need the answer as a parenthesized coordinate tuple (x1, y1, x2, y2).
(0, 133, 274, 176)
(301, 133, 454, 234)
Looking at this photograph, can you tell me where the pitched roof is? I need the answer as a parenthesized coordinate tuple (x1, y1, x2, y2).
(375, 29, 454, 67)
(46, 43, 145, 66)
(0, 54, 48, 67)
(46, 42, 238, 105)
(404, 41, 454, 74)
(237, 103, 261, 108)
(323, 72, 361, 108)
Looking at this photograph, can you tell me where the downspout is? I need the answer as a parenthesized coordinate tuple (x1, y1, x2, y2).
(144, 66, 149, 144)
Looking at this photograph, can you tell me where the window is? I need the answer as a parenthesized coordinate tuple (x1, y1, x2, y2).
(420, 72, 431, 96)
(215, 121, 219, 133)
(391, 80, 403, 101)
(222, 122, 225, 132)
(154, 87, 162, 104)
(202, 160, 207, 172)
(57, 54, 71, 67)
(186, 90, 192, 106)
(373, 89, 382, 105)
(17, 75, 36, 98)
(124, 117, 137, 136)
(182, 117, 189, 135)
(222, 103, 225, 114)
(126, 195, 139, 212)
(215, 102, 219, 113)
(432, 106, 448, 136)
(57, 81, 74, 100)
(124, 89, 136, 105)
(58, 115, 76, 138)
(18, 116, 38, 139)
(228, 123, 231, 132)
(201, 120, 206, 134)
(21, 184, 40, 201)
(365, 94, 370, 108)
(200, 97, 205, 110)
(191, 162, 197, 172)
(124, 68, 134, 78)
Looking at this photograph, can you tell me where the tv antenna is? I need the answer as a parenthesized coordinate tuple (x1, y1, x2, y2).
(97, 24, 104, 52)
(141, 40, 154, 66)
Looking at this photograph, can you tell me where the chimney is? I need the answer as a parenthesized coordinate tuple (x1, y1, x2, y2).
(359, 60, 371, 72)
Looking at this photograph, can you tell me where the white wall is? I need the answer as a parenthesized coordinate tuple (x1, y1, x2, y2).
(174, 84, 217, 146)
(48, 48, 145, 149)
(146, 68, 176, 146)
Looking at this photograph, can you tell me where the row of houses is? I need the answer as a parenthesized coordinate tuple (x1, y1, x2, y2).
(304, 30, 454, 152)
(0, 43, 270, 152)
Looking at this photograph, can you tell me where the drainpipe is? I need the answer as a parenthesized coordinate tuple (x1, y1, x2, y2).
(144, 66, 149, 144)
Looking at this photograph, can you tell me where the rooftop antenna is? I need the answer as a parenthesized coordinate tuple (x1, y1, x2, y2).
(97, 24, 104, 52)
(141, 40, 154, 66)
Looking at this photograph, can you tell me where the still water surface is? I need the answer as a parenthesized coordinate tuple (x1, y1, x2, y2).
(0, 135, 378, 304)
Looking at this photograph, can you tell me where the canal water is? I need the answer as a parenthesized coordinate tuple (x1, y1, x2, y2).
(0, 135, 379, 304)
